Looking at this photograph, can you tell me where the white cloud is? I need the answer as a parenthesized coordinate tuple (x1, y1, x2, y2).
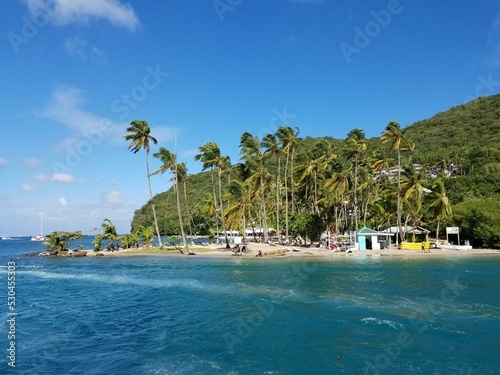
(23, 0, 140, 31)
(38, 86, 126, 150)
(63, 36, 107, 65)
(34, 173, 50, 182)
(0, 157, 8, 167)
(21, 183, 37, 192)
(150, 126, 178, 144)
(23, 158, 44, 169)
(51, 173, 80, 183)
(101, 190, 127, 207)
(57, 197, 69, 208)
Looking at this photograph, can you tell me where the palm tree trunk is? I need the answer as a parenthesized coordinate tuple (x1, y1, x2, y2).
(146, 154, 162, 246)
(174, 166, 188, 253)
(183, 179, 193, 239)
(284, 152, 290, 243)
(276, 155, 281, 240)
(218, 168, 230, 248)
(354, 154, 359, 230)
(210, 169, 219, 244)
(396, 149, 402, 246)
(260, 174, 269, 243)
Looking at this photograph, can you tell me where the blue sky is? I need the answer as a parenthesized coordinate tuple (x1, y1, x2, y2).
(1, 0, 500, 235)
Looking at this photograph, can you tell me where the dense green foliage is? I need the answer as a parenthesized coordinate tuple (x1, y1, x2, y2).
(452, 197, 500, 248)
(131, 95, 500, 247)
(44, 231, 86, 255)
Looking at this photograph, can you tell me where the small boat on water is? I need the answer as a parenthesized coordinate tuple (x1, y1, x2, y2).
(31, 213, 45, 242)
(2, 236, 12, 240)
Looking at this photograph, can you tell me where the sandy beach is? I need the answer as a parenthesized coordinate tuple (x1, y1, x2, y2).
(80, 242, 500, 258)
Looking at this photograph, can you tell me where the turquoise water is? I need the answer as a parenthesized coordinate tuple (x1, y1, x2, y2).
(0, 239, 499, 374)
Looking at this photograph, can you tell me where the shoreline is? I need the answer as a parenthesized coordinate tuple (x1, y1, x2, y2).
(67, 243, 500, 259)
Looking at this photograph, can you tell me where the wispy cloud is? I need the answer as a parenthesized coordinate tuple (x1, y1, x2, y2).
(0, 157, 7, 167)
(23, 0, 140, 31)
(21, 183, 37, 192)
(23, 158, 44, 169)
(37, 86, 126, 151)
(51, 173, 80, 183)
(34, 173, 50, 182)
(63, 36, 107, 65)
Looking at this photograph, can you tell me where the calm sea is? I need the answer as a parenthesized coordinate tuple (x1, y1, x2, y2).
(0, 238, 499, 374)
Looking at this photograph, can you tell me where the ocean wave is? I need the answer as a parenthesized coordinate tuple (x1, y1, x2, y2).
(361, 316, 404, 330)
(18, 270, 235, 294)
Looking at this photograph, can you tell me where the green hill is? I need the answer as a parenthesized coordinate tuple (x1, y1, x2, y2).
(131, 94, 500, 247)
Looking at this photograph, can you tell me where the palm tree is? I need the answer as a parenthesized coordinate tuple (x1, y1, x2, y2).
(277, 126, 299, 243)
(101, 218, 118, 250)
(152, 147, 188, 253)
(345, 128, 367, 230)
(401, 165, 427, 242)
(139, 225, 155, 246)
(240, 132, 269, 243)
(124, 120, 162, 246)
(177, 162, 193, 240)
(429, 179, 452, 244)
(381, 121, 406, 246)
(262, 132, 282, 240)
(225, 179, 254, 244)
(195, 142, 231, 247)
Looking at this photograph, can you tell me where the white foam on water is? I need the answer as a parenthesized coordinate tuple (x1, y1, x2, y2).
(361, 316, 404, 330)
(19, 270, 236, 295)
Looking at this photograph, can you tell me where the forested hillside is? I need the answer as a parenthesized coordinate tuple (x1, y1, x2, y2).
(131, 95, 500, 248)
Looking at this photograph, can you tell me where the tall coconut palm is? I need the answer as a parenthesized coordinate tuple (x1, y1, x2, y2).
(124, 120, 162, 246)
(345, 128, 367, 230)
(401, 165, 427, 242)
(429, 179, 452, 244)
(177, 162, 193, 240)
(277, 126, 299, 243)
(381, 121, 406, 245)
(240, 132, 269, 243)
(225, 179, 254, 244)
(195, 142, 231, 247)
(262, 132, 282, 240)
(152, 147, 188, 253)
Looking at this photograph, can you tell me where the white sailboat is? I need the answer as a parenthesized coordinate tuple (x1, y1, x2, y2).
(31, 213, 45, 241)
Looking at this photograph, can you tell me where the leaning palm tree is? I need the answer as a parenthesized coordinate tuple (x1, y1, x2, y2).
(381, 121, 406, 246)
(195, 142, 231, 247)
(152, 147, 188, 253)
(124, 120, 162, 247)
(429, 179, 452, 244)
